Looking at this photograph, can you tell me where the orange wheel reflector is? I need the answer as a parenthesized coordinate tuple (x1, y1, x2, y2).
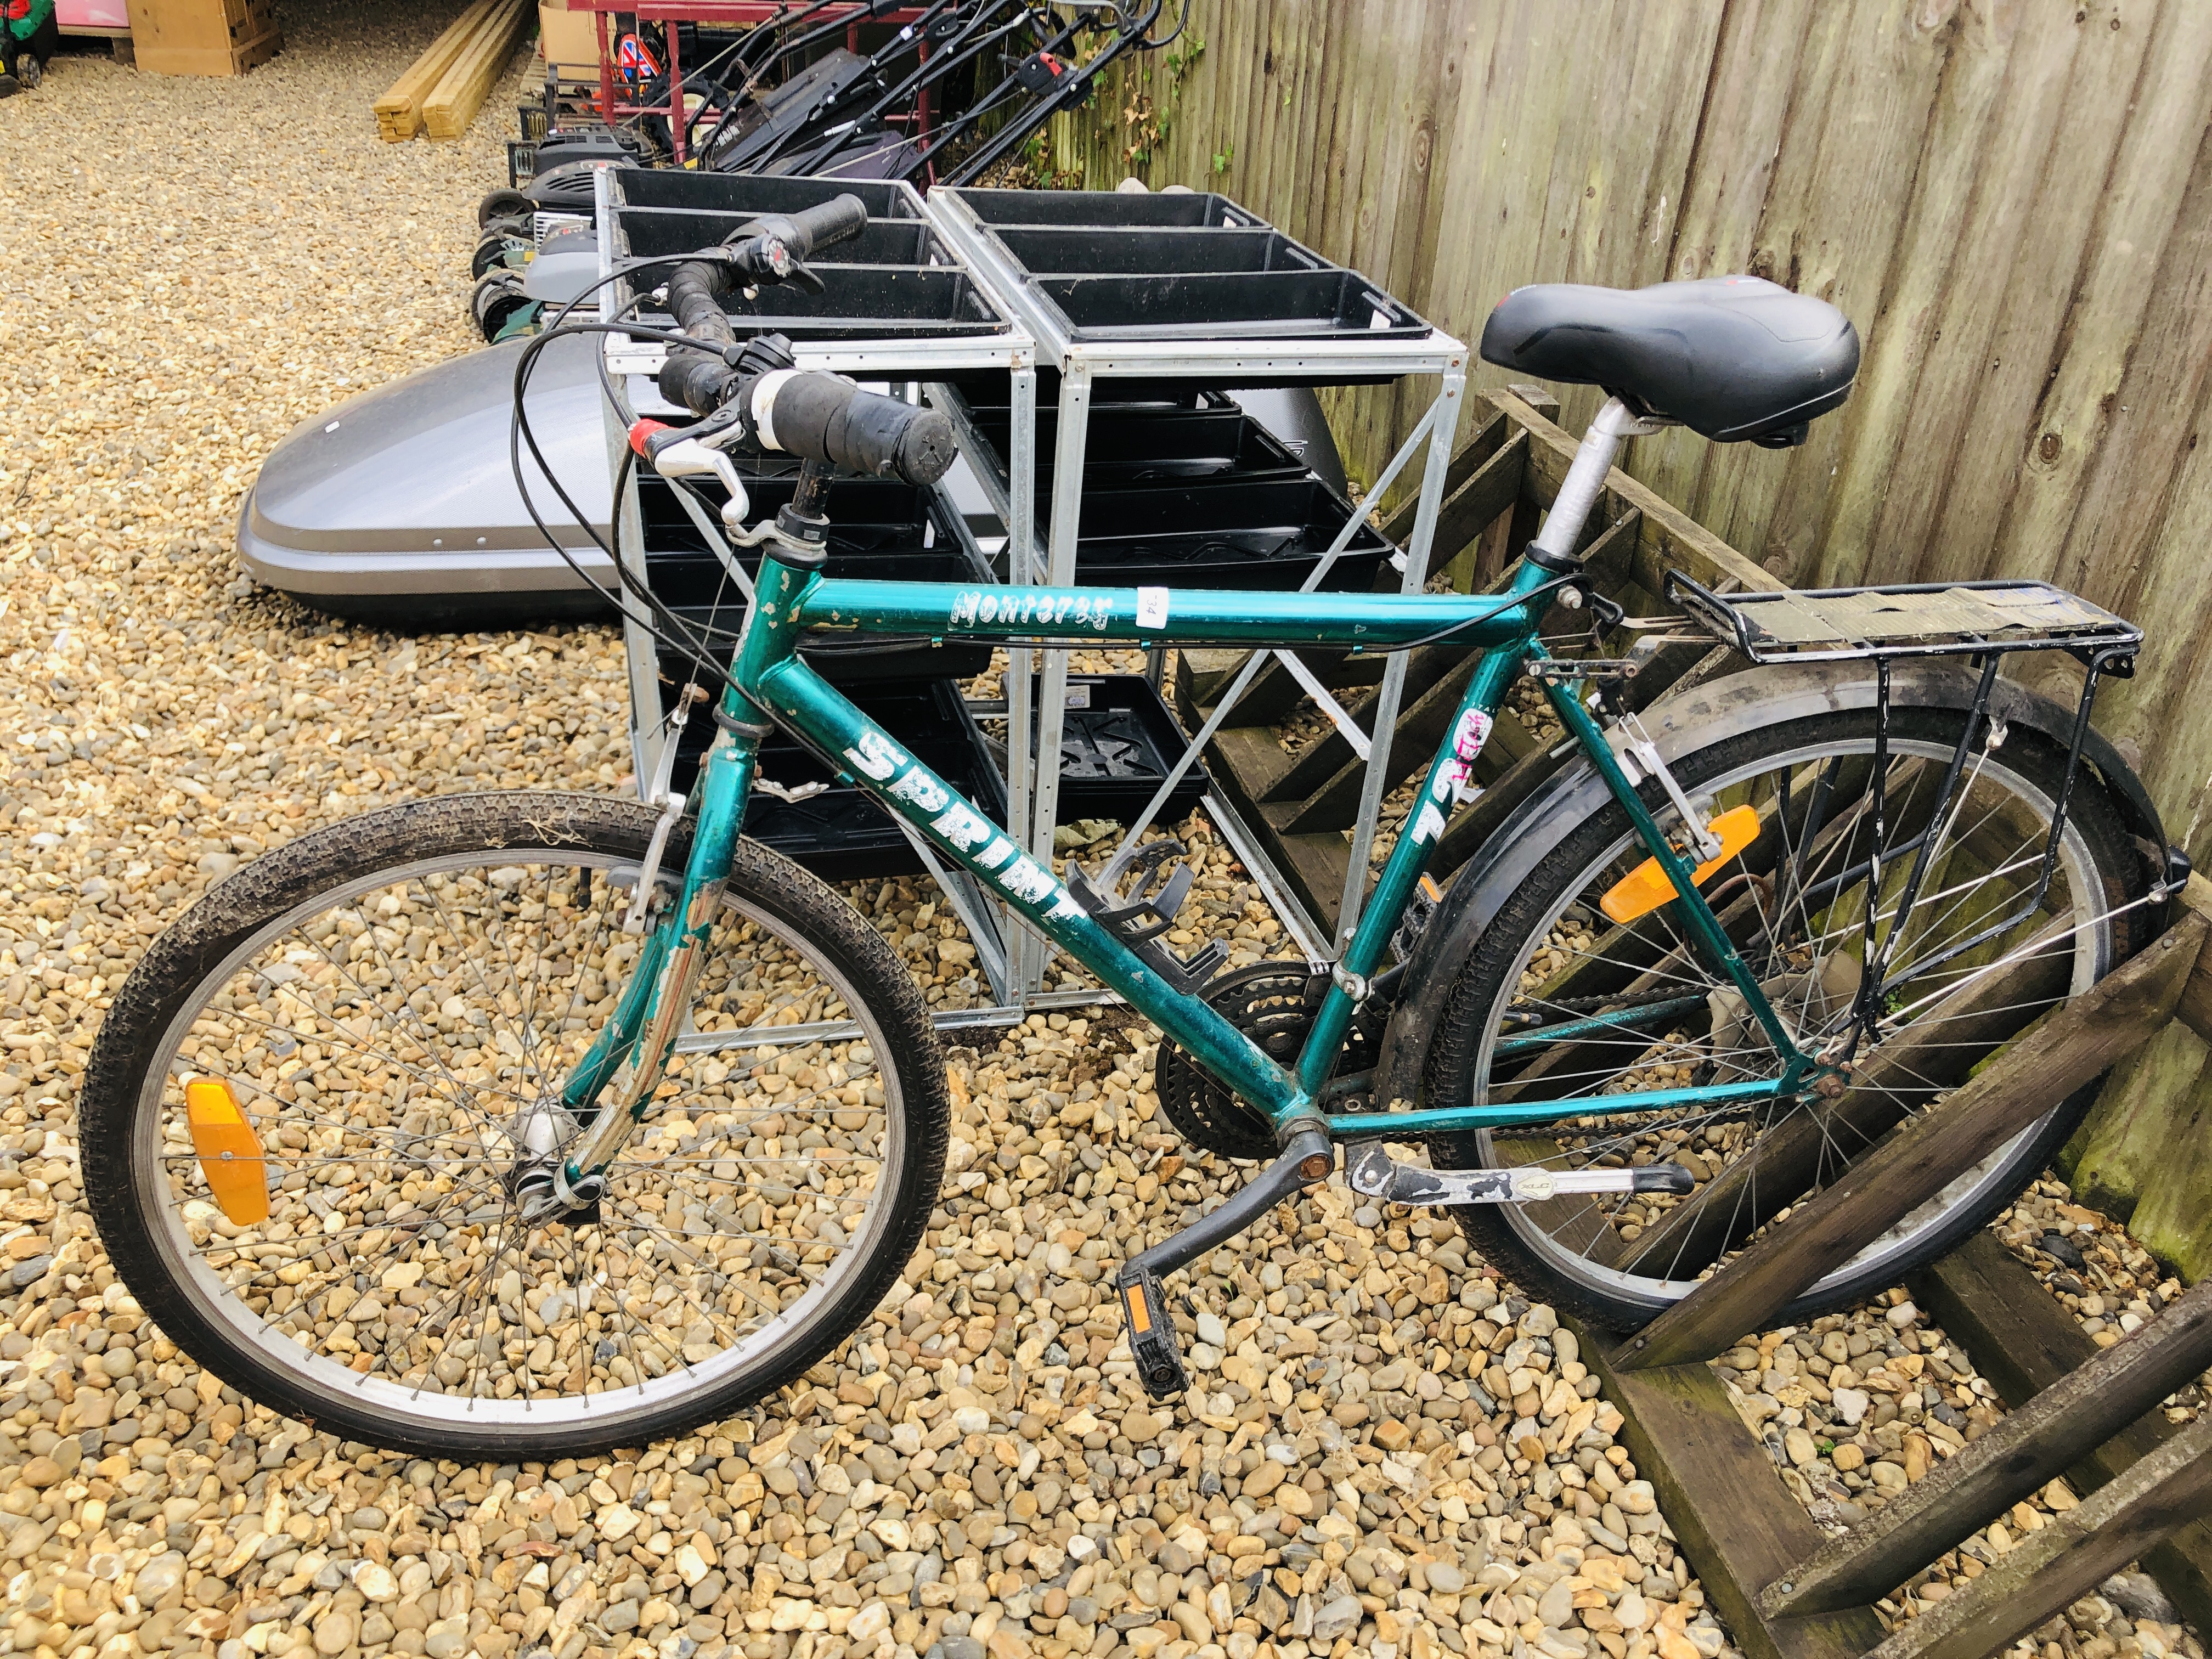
(1124, 1284, 1152, 1336)
(1599, 804, 1763, 925)
(184, 1078, 270, 1226)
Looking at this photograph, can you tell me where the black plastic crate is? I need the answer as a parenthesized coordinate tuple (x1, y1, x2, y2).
(679, 681, 1007, 882)
(654, 264, 1005, 340)
(1052, 676, 1209, 822)
(1035, 269, 1426, 340)
(956, 189, 1263, 230)
(991, 226, 1330, 278)
(613, 169, 926, 221)
(944, 376, 1222, 418)
(1068, 477, 1392, 590)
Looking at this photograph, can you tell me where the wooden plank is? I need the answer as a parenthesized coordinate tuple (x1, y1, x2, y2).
(1573, 1329, 1888, 1659)
(1906, 0, 2157, 588)
(1621, 940, 2072, 1290)
(1767, 1268, 2212, 1617)
(1859, 1409, 2212, 1659)
(424, 0, 531, 140)
(376, 0, 498, 141)
(1910, 1230, 2212, 1636)
(1809, 1, 2060, 588)
(1689, 0, 1965, 582)
(1378, 404, 1512, 546)
(2001, 2, 2212, 589)
(1619, 911, 2206, 1370)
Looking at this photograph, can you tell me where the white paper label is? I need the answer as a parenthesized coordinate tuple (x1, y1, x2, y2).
(1136, 586, 1170, 629)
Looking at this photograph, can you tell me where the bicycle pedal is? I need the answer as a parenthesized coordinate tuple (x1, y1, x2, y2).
(1347, 1142, 1694, 1206)
(1115, 1266, 1190, 1401)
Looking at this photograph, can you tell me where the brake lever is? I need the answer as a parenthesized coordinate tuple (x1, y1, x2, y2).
(777, 252, 825, 296)
(730, 234, 825, 296)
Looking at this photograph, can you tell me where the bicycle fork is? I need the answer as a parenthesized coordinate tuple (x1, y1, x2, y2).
(518, 717, 763, 1221)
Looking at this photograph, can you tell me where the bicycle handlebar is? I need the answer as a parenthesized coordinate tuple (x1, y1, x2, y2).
(747, 196, 868, 262)
(647, 193, 954, 488)
(748, 370, 957, 488)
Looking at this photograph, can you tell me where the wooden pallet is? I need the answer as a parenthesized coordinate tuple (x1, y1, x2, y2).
(1572, 882, 2212, 1659)
(376, 0, 501, 142)
(423, 0, 532, 140)
(1171, 387, 1778, 933)
(125, 0, 280, 76)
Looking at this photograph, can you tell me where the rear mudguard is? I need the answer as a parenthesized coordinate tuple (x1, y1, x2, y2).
(1372, 661, 2169, 1115)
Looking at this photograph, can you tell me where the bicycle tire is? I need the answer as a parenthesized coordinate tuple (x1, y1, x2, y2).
(82, 792, 948, 1458)
(1424, 704, 2151, 1332)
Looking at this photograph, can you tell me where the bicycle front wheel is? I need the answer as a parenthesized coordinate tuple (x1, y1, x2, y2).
(1425, 703, 2152, 1331)
(82, 792, 947, 1458)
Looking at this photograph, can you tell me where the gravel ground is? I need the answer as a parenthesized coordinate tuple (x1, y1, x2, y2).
(0, 11, 2193, 1659)
(1716, 1178, 2207, 1659)
(0, 13, 1731, 1659)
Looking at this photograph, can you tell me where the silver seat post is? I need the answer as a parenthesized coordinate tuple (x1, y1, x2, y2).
(1528, 396, 1667, 560)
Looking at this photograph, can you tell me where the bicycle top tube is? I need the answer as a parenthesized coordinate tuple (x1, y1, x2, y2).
(789, 577, 1545, 653)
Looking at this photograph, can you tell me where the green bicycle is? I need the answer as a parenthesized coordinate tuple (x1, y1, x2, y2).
(84, 207, 2175, 1457)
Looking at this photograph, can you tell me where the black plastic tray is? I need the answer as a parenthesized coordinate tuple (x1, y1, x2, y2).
(615, 208, 953, 267)
(1035, 269, 1425, 340)
(991, 225, 1330, 277)
(673, 681, 1007, 881)
(613, 169, 925, 222)
(945, 376, 1224, 417)
(956, 189, 1263, 230)
(964, 405, 1311, 488)
(1051, 676, 1209, 821)
(645, 264, 1005, 340)
(1068, 477, 1392, 590)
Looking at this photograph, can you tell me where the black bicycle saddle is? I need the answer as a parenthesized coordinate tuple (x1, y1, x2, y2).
(1479, 275, 1859, 447)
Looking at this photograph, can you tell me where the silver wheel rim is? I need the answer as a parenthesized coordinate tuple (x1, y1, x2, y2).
(1465, 735, 2106, 1312)
(130, 847, 906, 1441)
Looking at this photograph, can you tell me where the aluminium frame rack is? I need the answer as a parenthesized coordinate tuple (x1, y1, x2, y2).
(592, 165, 1052, 1038)
(922, 185, 1470, 995)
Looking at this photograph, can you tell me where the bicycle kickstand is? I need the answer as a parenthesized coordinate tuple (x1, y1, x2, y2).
(1114, 1128, 1334, 1400)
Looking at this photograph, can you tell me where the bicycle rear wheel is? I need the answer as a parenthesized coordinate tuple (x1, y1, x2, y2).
(82, 792, 947, 1458)
(1424, 704, 2152, 1331)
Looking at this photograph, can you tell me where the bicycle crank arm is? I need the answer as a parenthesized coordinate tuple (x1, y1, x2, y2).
(1347, 1142, 1693, 1206)
(1116, 1128, 1334, 1400)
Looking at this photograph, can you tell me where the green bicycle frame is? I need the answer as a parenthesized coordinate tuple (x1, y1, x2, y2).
(557, 547, 1808, 1183)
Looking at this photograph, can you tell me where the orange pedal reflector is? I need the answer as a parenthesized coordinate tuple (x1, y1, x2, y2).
(1124, 1284, 1153, 1336)
(184, 1078, 270, 1226)
(1599, 804, 1763, 924)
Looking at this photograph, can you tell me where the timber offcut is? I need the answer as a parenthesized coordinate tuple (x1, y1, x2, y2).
(375, 0, 528, 142)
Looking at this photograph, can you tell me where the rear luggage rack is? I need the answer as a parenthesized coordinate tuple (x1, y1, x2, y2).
(1667, 572, 2142, 669)
(1661, 569, 2164, 1069)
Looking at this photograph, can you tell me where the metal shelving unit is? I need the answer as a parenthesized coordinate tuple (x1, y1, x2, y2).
(922, 185, 1470, 993)
(594, 170, 1469, 1015)
(593, 166, 1042, 1030)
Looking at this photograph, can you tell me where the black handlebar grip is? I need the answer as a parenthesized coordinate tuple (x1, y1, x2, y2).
(761, 373, 956, 487)
(778, 194, 868, 258)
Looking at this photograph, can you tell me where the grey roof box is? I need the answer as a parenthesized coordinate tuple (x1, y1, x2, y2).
(236, 331, 617, 625)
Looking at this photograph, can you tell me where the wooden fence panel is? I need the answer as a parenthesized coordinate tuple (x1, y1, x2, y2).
(1048, 0, 2212, 1243)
